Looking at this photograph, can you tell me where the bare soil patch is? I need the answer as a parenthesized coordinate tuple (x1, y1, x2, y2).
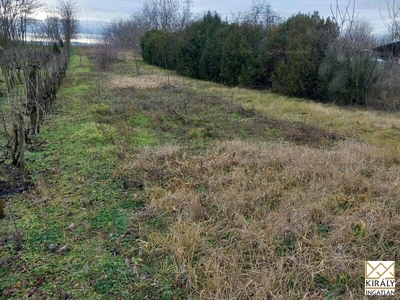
(0, 164, 33, 197)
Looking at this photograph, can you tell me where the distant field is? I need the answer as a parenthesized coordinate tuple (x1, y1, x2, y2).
(1, 49, 400, 299)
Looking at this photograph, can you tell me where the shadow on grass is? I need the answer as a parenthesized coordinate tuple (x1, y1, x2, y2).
(123, 86, 343, 148)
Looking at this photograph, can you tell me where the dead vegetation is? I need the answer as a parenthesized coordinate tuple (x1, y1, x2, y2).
(369, 64, 400, 111)
(108, 74, 184, 90)
(115, 139, 400, 298)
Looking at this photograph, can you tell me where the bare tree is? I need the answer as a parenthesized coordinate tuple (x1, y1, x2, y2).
(0, 0, 42, 47)
(348, 21, 375, 49)
(103, 19, 138, 50)
(103, 17, 145, 74)
(103, 18, 143, 73)
(41, 14, 61, 42)
(367, 0, 400, 109)
(330, 0, 377, 50)
(92, 41, 118, 70)
(134, 0, 191, 32)
(240, 0, 280, 28)
(318, 0, 381, 105)
(103, 0, 191, 74)
(380, 0, 400, 43)
(57, 0, 79, 50)
(330, 0, 359, 40)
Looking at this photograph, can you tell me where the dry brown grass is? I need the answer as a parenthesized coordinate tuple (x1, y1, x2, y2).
(101, 59, 400, 299)
(108, 74, 185, 90)
(115, 139, 400, 299)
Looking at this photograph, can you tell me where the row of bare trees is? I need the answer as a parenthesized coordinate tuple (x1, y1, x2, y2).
(0, 1, 78, 219)
(41, 0, 79, 50)
(0, 0, 42, 47)
(0, 46, 69, 169)
(0, 0, 78, 172)
(100, 0, 193, 72)
(0, 0, 79, 51)
(0, 45, 69, 219)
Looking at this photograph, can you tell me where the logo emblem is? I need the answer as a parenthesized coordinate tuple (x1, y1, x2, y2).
(365, 261, 395, 296)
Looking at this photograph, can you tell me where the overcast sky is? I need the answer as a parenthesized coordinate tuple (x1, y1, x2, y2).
(37, 0, 393, 35)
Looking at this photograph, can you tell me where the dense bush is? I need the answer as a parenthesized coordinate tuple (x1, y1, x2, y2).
(319, 40, 381, 105)
(219, 23, 265, 87)
(270, 13, 339, 99)
(176, 12, 227, 79)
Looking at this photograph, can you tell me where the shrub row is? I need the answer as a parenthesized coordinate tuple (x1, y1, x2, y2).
(141, 11, 380, 105)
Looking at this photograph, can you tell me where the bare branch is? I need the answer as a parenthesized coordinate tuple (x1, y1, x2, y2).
(57, 0, 80, 49)
(0, 0, 42, 46)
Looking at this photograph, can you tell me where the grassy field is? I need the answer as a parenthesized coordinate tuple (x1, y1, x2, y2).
(1, 50, 400, 299)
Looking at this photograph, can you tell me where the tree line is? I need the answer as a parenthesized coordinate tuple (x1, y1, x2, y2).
(99, 0, 400, 108)
(140, 9, 382, 106)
